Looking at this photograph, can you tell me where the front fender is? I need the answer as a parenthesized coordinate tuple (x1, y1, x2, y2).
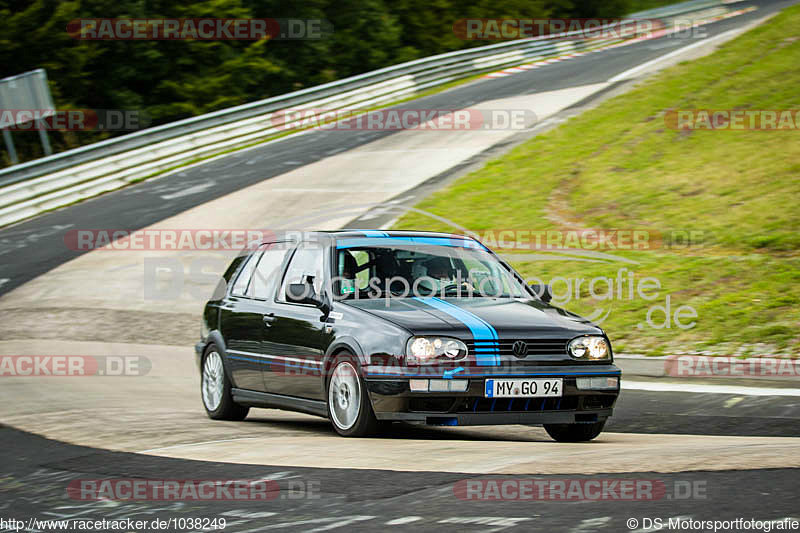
(196, 330, 230, 375)
(320, 336, 366, 397)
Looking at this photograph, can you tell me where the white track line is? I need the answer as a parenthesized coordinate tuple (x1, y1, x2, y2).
(139, 436, 265, 453)
(386, 517, 424, 526)
(623, 380, 800, 397)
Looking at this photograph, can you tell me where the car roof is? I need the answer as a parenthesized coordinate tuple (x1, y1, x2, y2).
(251, 229, 485, 250)
(321, 229, 474, 240)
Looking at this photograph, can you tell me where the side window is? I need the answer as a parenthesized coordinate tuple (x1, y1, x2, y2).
(336, 249, 371, 294)
(279, 244, 325, 302)
(352, 250, 370, 289)
(230, 250, 262, 296)
(248, 243, 290, 299)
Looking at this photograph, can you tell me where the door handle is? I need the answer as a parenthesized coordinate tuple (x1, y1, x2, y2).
(262, 313, 276, 326)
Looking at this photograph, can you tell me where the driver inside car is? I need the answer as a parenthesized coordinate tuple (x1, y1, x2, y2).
(415, 256, 470, 296)
(339, 251, 359, 297)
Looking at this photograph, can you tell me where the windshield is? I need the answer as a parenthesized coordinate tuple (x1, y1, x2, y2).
(334, 238, 527, 299)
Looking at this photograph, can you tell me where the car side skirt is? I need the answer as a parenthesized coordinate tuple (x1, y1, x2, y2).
(232, 388, 328, 418)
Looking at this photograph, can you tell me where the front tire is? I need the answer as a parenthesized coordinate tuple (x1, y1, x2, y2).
(201, 344, 249, 421)
(544, 420, 606, 442)
(326, 355, 380, 437)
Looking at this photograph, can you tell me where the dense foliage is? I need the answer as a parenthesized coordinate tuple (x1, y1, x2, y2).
(0, 0, 647, 162)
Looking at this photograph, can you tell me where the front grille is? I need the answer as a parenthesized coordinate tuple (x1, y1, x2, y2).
(465, 339, 569, 357)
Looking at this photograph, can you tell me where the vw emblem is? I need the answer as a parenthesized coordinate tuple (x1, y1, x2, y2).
(512, 340, 528, 357)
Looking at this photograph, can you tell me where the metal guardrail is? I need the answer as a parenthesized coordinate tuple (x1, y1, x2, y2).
(0, 0, 730, 228)
(628, 0, 724, 19)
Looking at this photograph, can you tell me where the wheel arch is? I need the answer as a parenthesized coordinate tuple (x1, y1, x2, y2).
(199, 330, 235, 382)
(321, 337, 365, 396)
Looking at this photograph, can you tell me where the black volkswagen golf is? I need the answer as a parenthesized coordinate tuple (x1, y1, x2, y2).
(196, 230, 620, 440)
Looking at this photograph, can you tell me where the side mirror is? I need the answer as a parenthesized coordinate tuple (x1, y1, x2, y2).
(287, 282, 330, 313)
(529, 283, 552, 303)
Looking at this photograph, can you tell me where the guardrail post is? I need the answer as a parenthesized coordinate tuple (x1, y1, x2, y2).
(38, 129, 53, 157)
(2, 130, 18, 165)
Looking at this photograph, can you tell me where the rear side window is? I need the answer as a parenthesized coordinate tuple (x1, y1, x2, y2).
(249, 243, 290, 299)
(230, 250, 262, 296)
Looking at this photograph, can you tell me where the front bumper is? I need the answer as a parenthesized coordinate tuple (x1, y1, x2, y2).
(194, 341, 205, 371)
(364, 366, 620, 426)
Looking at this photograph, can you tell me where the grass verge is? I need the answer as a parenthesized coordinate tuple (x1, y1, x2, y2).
(393, 5, 800, 356)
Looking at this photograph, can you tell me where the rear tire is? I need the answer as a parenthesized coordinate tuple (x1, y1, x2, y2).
(544, 420, 606, 442)
(201, 344, 249, 421)
(326, 354, 381, 437)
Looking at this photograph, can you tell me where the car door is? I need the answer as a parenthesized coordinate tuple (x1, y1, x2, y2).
(219, 247, 267, 391)
(261, 242, 328, 400)
(220, 242, 292, 392)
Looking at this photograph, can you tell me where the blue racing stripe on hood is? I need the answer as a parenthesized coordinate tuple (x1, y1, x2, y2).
(413, 297, 500, 366)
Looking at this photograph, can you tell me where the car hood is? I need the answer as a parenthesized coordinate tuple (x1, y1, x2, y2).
(342, 297, 602, 339)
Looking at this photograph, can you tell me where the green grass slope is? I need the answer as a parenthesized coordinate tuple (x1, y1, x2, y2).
(393, 6, 800, 356)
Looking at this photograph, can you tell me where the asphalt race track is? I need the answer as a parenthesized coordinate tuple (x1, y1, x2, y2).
(1, 1, 799, 531)
(3, 425, 799, 532)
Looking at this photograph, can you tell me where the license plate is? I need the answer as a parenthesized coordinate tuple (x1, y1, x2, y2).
(485, 378, 562, 398)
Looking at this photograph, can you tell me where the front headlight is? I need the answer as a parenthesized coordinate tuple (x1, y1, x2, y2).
(568, 336, 610, 360)
(406, 336, 468, 365)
